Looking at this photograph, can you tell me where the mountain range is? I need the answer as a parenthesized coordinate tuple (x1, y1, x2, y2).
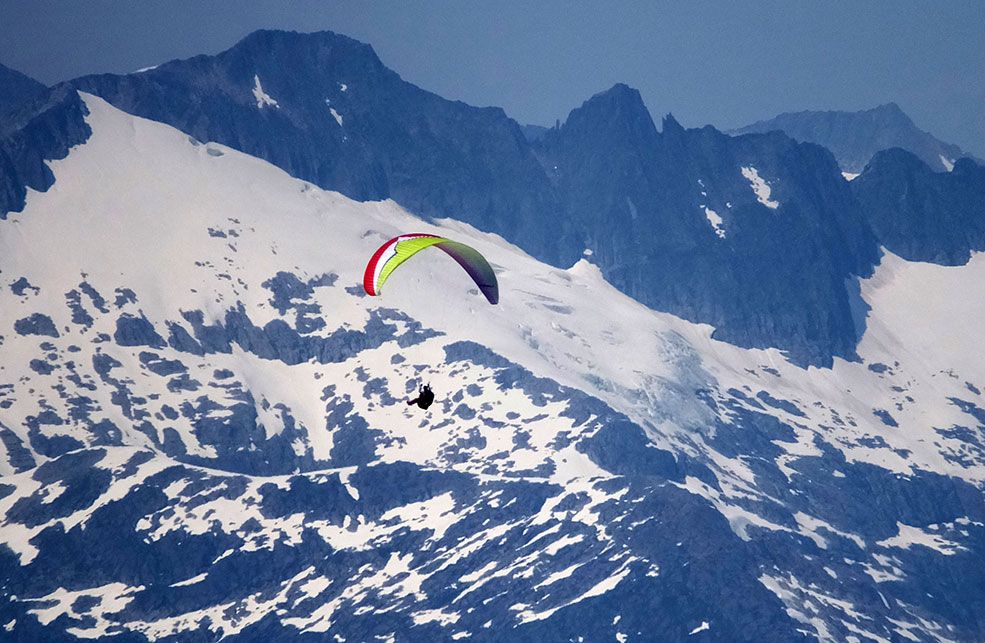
(732, 103, 981, 174)
(5, 30, 983, 366)
(1, 29, 984, 641)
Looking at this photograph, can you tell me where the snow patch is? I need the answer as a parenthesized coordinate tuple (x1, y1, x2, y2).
(741, 166, 779, 209)
(689, 621, 710, 635)
(877, 522, 965, 555)
(169, 573, 208, 588)
(26, 583, 145, 637)
(625, 196, 639, 220)
(702, 206, 726, 238)
(252, 75, 280, 109)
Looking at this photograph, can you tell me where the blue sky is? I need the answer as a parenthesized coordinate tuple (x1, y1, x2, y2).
(2, 0, 983, 155)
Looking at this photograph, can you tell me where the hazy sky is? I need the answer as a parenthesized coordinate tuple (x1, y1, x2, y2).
(2, 0, 984, 155)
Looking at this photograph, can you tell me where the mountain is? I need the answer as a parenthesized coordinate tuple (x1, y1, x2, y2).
(0, 29, 982, 368)
(67, 29, 570, 265)
(3, 92, 985, 641)
(41, 30, 876, 365)
(0, 85, 91, 217)
(533, 84, 878, 366)
(732, 103, 978, 174)
(852, 149, 985, 264)
(0, 65, 91, 219)
(0, 64, 47, 119)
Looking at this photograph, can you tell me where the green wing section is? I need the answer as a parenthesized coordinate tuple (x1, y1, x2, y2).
(376, 235, 447, 294)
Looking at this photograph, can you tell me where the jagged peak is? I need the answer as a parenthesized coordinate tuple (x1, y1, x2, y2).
(576, 83, 648, 114)
(0, 62, 48, 105)
(661, 112, 684, 133)
(601, 82, 642, 98)
(218, 28, 385, 69)
(559, 83, 655, 136)
(0, 63, 56, 131)
(0, 62, 43, 84)
(233, 28, 375, 51)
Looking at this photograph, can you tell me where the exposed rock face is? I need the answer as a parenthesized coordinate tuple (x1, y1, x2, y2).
(533, 85, 878, 365)
(853, 149, 985, 264)
(0, 63, 47, 120)
(0, 87, 92, 217)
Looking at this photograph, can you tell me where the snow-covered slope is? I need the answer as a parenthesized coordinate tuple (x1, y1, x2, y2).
(2, 94, 985, 641)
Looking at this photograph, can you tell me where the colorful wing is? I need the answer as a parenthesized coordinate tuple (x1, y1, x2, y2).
(363, 234, 499, 305)
(433, 240, 499, 305)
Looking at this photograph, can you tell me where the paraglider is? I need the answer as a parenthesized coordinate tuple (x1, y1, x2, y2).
(407, 384, 435, 410)
(362, 233, 499, 305)
(362, 233, 498, 412)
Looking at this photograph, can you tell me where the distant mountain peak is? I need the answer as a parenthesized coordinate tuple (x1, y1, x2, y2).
(0, 62, 48, 116)
(873, 100, 902, 111)
(231, 27, 381, 57)
(0, 62, 44, 84)
(661, 112, 684, 133)
(578, 83, 648, 114)
(603, 81, 640, 97)
(560, 83, 656, 140)
(732, 103, 976, 173)
(867, 101, 915, 126)
(214, 28, 389, 85)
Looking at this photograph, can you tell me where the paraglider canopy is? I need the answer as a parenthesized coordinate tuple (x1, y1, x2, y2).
(363, 234, 499, 304)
